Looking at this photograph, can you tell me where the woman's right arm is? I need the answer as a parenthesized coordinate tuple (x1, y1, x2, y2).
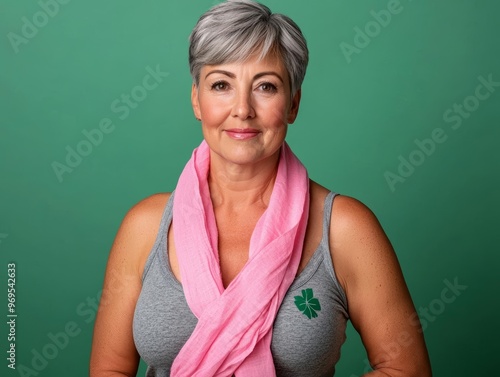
(90, 193, 170, 377)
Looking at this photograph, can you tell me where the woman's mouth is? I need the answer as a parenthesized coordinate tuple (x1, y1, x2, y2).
(224, 128, 261, 140)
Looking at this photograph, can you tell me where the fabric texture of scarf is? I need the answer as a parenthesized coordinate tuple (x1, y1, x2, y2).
(171, 140, 309, 376)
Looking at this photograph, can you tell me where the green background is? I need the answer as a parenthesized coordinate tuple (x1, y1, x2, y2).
(1, 0, 499, 376)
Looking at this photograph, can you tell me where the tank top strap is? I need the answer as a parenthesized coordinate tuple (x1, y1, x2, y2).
(141, 191, 175, 281)
(321, 191, 338, 239)
(320, 191, 349, 316)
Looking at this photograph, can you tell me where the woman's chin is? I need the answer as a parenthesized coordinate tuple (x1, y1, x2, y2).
(210, 147, 275, 168)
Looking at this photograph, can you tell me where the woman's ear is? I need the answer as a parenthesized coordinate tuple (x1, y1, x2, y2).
(287, 88, 302, 124)
(191, 83, 201, 121)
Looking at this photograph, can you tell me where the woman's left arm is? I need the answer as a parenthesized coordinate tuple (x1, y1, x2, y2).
(330, 196, 432, 377)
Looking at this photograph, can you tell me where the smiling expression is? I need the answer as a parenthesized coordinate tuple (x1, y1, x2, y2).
(191, 52, 301, 168)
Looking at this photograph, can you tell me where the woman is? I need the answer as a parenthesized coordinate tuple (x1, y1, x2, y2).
(90, 1, 432, 376)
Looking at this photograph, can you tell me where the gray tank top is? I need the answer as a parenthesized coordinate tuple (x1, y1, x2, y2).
(133, 192, 349, 377)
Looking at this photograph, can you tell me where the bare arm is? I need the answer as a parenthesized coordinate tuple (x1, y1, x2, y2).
(330, 196, 432, 377)
(89, 193, 169, 377)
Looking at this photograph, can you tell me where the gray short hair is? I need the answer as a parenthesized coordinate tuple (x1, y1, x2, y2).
(189, 0, 309, 97)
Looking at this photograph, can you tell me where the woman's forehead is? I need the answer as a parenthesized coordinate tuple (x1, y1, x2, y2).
(200, 53, 287, 77)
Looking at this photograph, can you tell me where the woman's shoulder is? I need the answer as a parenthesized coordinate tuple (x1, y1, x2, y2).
(127, 192, 171, 218)
(111, 192, 172, 276)
(121, 192, 171, 236)
(310, 181, 392, 291)
(309, 180, 381, 240)
(310, 179, 376, 221)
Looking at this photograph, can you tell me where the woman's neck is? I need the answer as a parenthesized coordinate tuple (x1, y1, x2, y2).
(208, 150, 280, 210)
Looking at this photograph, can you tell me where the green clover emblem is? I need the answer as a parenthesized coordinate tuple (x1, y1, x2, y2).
(294, 288, 321, 319)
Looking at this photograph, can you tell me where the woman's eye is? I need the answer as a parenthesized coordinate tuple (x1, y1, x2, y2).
(211, 81, 229, 91)
(259, 82, 277, 92)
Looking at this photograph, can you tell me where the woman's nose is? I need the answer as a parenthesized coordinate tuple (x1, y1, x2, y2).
(231, 90, 256, 120)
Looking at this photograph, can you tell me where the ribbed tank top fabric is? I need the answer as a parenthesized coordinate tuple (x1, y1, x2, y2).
(133, 191, 349, 377)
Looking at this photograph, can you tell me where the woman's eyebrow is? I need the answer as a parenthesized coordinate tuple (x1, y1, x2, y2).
(205, 69, 235, 79)
(205, 70, 284, 83)
(254, 71, 284, 83)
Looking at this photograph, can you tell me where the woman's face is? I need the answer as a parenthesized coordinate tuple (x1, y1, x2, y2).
(191, 52, 301, 168)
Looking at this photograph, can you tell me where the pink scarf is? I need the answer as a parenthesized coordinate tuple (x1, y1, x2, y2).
(171, 140, 309, 376)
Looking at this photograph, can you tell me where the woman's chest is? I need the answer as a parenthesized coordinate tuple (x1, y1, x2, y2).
(133, 255, 347, 376)
(167, 205, 324, 288)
